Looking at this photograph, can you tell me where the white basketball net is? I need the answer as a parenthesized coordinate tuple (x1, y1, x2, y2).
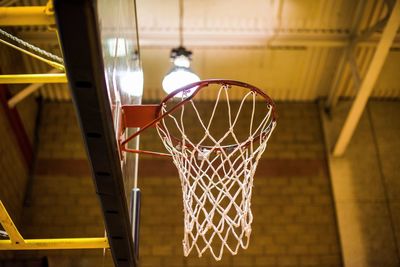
(155, 84, 276, 260)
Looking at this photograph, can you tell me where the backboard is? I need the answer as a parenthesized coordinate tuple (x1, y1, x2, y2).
(97, 0, 143, 259)
(97, 0, 142, 199)
(54, 0, 141, 266)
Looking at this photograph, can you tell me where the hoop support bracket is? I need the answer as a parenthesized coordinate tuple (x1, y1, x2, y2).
(121, 104, 159, 129)
(119, 104, 171, 157)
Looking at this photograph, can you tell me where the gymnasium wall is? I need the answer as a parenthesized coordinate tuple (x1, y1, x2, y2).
(11, 101, 342, 267)
(0, 103, 30, 261)
(14, 103, 113, 266)
(0, 104, 29, 223)
(0, 45, 38, 261)
(322, 101, 400, 267)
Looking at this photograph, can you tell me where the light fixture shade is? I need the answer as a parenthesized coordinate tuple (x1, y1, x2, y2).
(162, 66, 200, 96)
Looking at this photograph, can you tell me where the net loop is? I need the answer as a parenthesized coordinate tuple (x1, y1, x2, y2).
(155, 80, 276, 260)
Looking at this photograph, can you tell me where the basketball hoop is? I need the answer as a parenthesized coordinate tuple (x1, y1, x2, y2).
(120, 79, 276, 260)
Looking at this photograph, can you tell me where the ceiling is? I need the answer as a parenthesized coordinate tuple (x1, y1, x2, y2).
(6, 0, 400, 101)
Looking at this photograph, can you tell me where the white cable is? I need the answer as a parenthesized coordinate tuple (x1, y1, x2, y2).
(0, 28, 64, 64)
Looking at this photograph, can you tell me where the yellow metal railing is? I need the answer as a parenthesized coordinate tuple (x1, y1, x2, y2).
(0, 73, 67, 84)
(0, 201, 109, 250)
(0, 6, 55, 26)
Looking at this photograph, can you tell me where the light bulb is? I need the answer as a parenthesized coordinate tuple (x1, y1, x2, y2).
(173, 55, 190, 68)
(162, 67, 200, 97)
(118, 68, 144, 97)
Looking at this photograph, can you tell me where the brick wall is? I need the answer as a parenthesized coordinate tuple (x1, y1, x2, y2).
(321, 100, 400, 267)
(0, 105, 29, 222)
(14, 101, 342, 266)
(0, 104, 30, 260)
(15, 103, 113, 266)
(0, 43, 38, 147)
(0, 44, 37, 261)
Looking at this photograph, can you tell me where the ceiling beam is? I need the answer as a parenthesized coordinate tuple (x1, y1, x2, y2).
(18, 29, 400, 48)
(348, 51, 361, 90)
(325, 0, 367, 110)
(333, 0, 400, 156)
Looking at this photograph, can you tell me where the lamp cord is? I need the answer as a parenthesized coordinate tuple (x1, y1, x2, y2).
(179, 0, 184, 47)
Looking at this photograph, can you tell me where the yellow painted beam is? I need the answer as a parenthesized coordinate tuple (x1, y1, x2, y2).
(0, 201, 24, 245)
(0, 6, 54, 26)
(0, 238, 109, 250)
(0, 73, 67, 84)
(0, 201, 109, 250)
(333, 0, 400, 156)
(7, 69, 62, 108)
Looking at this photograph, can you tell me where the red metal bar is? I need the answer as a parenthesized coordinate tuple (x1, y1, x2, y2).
(121, 147, 171, 158)
(0, 84, 33, 168)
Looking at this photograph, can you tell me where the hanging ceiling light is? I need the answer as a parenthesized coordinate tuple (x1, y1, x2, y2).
(162, 0, 200, 96)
